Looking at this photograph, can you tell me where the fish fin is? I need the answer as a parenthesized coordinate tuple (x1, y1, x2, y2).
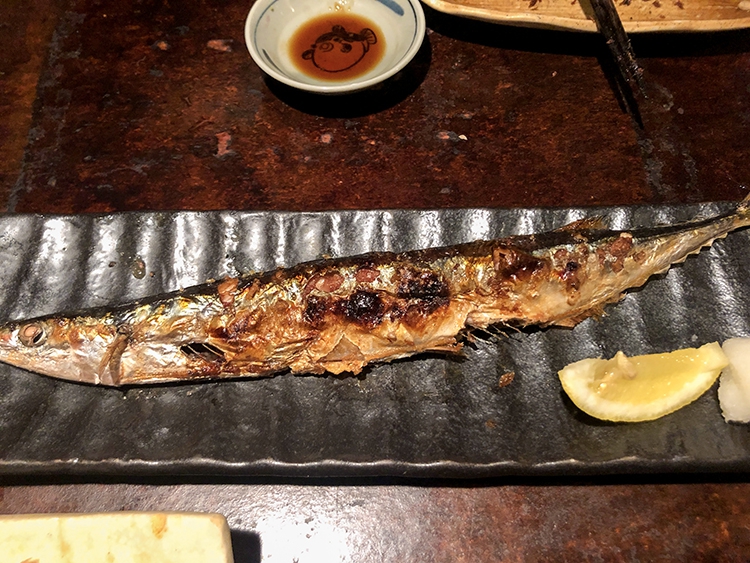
(551, 303, 609, 327)
(736, 193, 750, 222)
(265, 336, 316, 361)
(320, 335, 365, 364)
(470, 325, 514, 342)
(554, 216, 608, 233)
(426, 340, 463, 354)
(550, 316, 581, 328)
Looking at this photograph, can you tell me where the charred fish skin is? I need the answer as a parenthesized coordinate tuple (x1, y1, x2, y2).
(1, 199, 749, 386)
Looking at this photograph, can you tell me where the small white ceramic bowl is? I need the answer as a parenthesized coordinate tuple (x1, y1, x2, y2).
(245, 0, 426, 94)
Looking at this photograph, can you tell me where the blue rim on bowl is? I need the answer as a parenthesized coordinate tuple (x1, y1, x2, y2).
(245, 0, 426, 94)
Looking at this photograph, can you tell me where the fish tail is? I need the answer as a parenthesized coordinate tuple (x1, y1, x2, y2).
(735, 193, 750, 224)
(685, 194, 750, 255)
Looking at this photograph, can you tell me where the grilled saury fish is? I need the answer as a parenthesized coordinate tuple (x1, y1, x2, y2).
(1, 201, 749, 385)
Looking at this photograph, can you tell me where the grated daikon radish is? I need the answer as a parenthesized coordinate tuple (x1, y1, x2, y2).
(718, 338, 750, 423)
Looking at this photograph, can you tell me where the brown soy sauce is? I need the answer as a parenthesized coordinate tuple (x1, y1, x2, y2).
(290, 13, 385, 81)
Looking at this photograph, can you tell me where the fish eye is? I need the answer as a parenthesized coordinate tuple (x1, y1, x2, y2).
(340, 43, 352, 53)
(19, 323, 46, 347)
(318, 42, 333, 52)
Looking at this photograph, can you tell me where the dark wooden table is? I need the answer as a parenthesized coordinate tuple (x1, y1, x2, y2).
(2, 0, 750, 560)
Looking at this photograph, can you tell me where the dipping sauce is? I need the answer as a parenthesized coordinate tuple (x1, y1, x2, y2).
(290, 13, 385, 81)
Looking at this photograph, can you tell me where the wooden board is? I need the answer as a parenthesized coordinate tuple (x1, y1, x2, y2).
(422, 0, 750, 32)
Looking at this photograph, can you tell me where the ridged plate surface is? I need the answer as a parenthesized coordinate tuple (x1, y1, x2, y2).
(0, 205, 749, 478)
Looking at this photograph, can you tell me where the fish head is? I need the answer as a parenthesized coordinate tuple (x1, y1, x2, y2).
(0, 314, 232, 386)
(0, 316, 122, 385)
(0, 294, 246, 386)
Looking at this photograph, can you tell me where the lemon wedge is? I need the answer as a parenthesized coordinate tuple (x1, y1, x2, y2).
(559, 342, 728, 422)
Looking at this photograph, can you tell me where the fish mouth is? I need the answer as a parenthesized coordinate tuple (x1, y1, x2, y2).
(0, 318, 120, 385)
(0, 323, 18, 344)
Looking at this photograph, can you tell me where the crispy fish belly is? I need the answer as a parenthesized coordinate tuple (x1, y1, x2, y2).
(1, 200, 749, 385)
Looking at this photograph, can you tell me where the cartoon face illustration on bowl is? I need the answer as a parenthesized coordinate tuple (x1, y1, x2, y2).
(302, 25, 378, 73)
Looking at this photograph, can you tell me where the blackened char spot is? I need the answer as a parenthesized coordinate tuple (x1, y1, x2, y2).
(345, 290, 385, 327)
(561, 260, 581, 291)
(397, 270, 449, 300)
(304, 294, 329, 327)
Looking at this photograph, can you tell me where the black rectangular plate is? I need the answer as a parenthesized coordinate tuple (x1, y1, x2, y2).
(1, 204, 749, 478)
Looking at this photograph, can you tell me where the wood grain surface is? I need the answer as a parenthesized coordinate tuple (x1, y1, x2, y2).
(3, 0, 750, 213)
(423, 0, 750, 32)
(1, 481, 750, 562)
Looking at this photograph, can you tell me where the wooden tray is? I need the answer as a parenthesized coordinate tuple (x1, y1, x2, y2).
(422, 0, 750, 32)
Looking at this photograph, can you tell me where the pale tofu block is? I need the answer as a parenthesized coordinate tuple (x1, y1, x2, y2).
(0, 511, 234, 563)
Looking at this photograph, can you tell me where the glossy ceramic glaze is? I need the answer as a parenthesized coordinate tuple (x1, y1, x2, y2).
(245, 0, 425, 93)
(1, 205, 750, 477)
